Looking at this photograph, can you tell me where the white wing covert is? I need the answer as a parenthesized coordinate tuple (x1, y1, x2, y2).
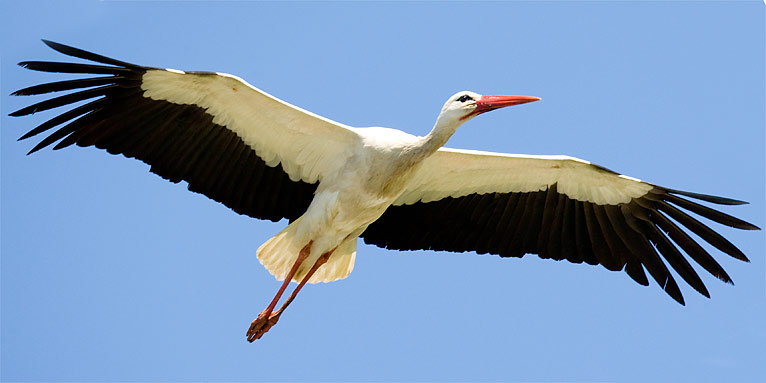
(396, 148, 654, 206)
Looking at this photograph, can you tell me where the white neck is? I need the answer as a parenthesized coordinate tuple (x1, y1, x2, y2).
(400, 114, 464, 166)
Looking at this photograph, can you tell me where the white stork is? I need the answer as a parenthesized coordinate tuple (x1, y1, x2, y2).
(11, 40, 759, 342)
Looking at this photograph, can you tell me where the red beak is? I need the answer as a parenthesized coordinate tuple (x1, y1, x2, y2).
(475, 95, 541, 114)
(459, 94, 541, 120)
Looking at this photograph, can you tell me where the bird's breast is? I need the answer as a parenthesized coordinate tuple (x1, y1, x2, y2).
(306, 151, 421, 237)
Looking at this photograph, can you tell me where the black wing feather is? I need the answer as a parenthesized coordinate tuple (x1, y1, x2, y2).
(18, 61, 131, 75)
(362, 182, 757, 304)
(12, 76, 120, 96)
(664, 193, 758, 230)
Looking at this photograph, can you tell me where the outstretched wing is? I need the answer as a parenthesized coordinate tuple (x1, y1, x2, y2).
(10, 40, 361, 222)
(362, 148, 759, 304)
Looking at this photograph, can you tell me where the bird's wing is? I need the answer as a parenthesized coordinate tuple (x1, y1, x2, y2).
(11, 40, 362, 222)
(362, 147, 759, 304)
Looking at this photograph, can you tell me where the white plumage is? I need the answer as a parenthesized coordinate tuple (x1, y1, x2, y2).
(11, 41, 758, 342)
(142, 69, 359, 184)
(398, 149, 653, 206)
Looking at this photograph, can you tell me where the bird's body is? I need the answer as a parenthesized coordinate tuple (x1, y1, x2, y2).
(264, 127, 423, 282)
(11, 41, 759, 341)
(261, 103, 489, 283)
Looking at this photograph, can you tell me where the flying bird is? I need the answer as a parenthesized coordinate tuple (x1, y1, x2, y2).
(10, 40, 759, 342)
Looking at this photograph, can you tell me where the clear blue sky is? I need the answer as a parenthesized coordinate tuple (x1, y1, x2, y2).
(1, 1, 764, 381)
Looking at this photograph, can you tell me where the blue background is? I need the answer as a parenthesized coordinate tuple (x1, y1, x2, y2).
(2, 1, 764, 381)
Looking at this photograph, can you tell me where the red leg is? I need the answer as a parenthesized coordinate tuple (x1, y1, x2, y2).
(246, 247, 334, 342)
(272, 250, 332, 317)
(246, 241, 312, 342)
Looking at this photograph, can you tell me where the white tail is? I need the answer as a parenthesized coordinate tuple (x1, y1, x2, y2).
(257, 217, 357, 284)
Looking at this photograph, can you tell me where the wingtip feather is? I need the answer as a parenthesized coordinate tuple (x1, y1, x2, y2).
(26, 145, 44, 155)
(37, 39, 142, 69)
(666, 188, 750, 206)
(18, 131, 35, 141)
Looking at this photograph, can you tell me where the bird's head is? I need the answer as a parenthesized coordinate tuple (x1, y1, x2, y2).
(439, 91, 541, 124)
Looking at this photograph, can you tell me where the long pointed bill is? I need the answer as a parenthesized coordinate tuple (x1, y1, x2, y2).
(475, 95, 541, 115)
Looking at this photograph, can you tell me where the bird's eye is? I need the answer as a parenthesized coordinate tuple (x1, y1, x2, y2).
(456, 95, 473, 103)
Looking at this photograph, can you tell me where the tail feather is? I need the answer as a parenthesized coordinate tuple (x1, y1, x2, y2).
(304, 238, 356, 283)
(256, 219, 304, 282)
(257, 218, 357, 283)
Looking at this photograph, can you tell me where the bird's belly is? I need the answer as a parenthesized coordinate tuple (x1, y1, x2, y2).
(297, 149, 424, 256)
(297, 187, 397, 255)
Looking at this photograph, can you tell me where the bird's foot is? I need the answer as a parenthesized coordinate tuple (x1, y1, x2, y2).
(246, 309, 282, 342)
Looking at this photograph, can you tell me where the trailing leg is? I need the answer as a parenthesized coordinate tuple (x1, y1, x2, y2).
(246, 246, 334, 342)
(246, 241, 312, 342)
